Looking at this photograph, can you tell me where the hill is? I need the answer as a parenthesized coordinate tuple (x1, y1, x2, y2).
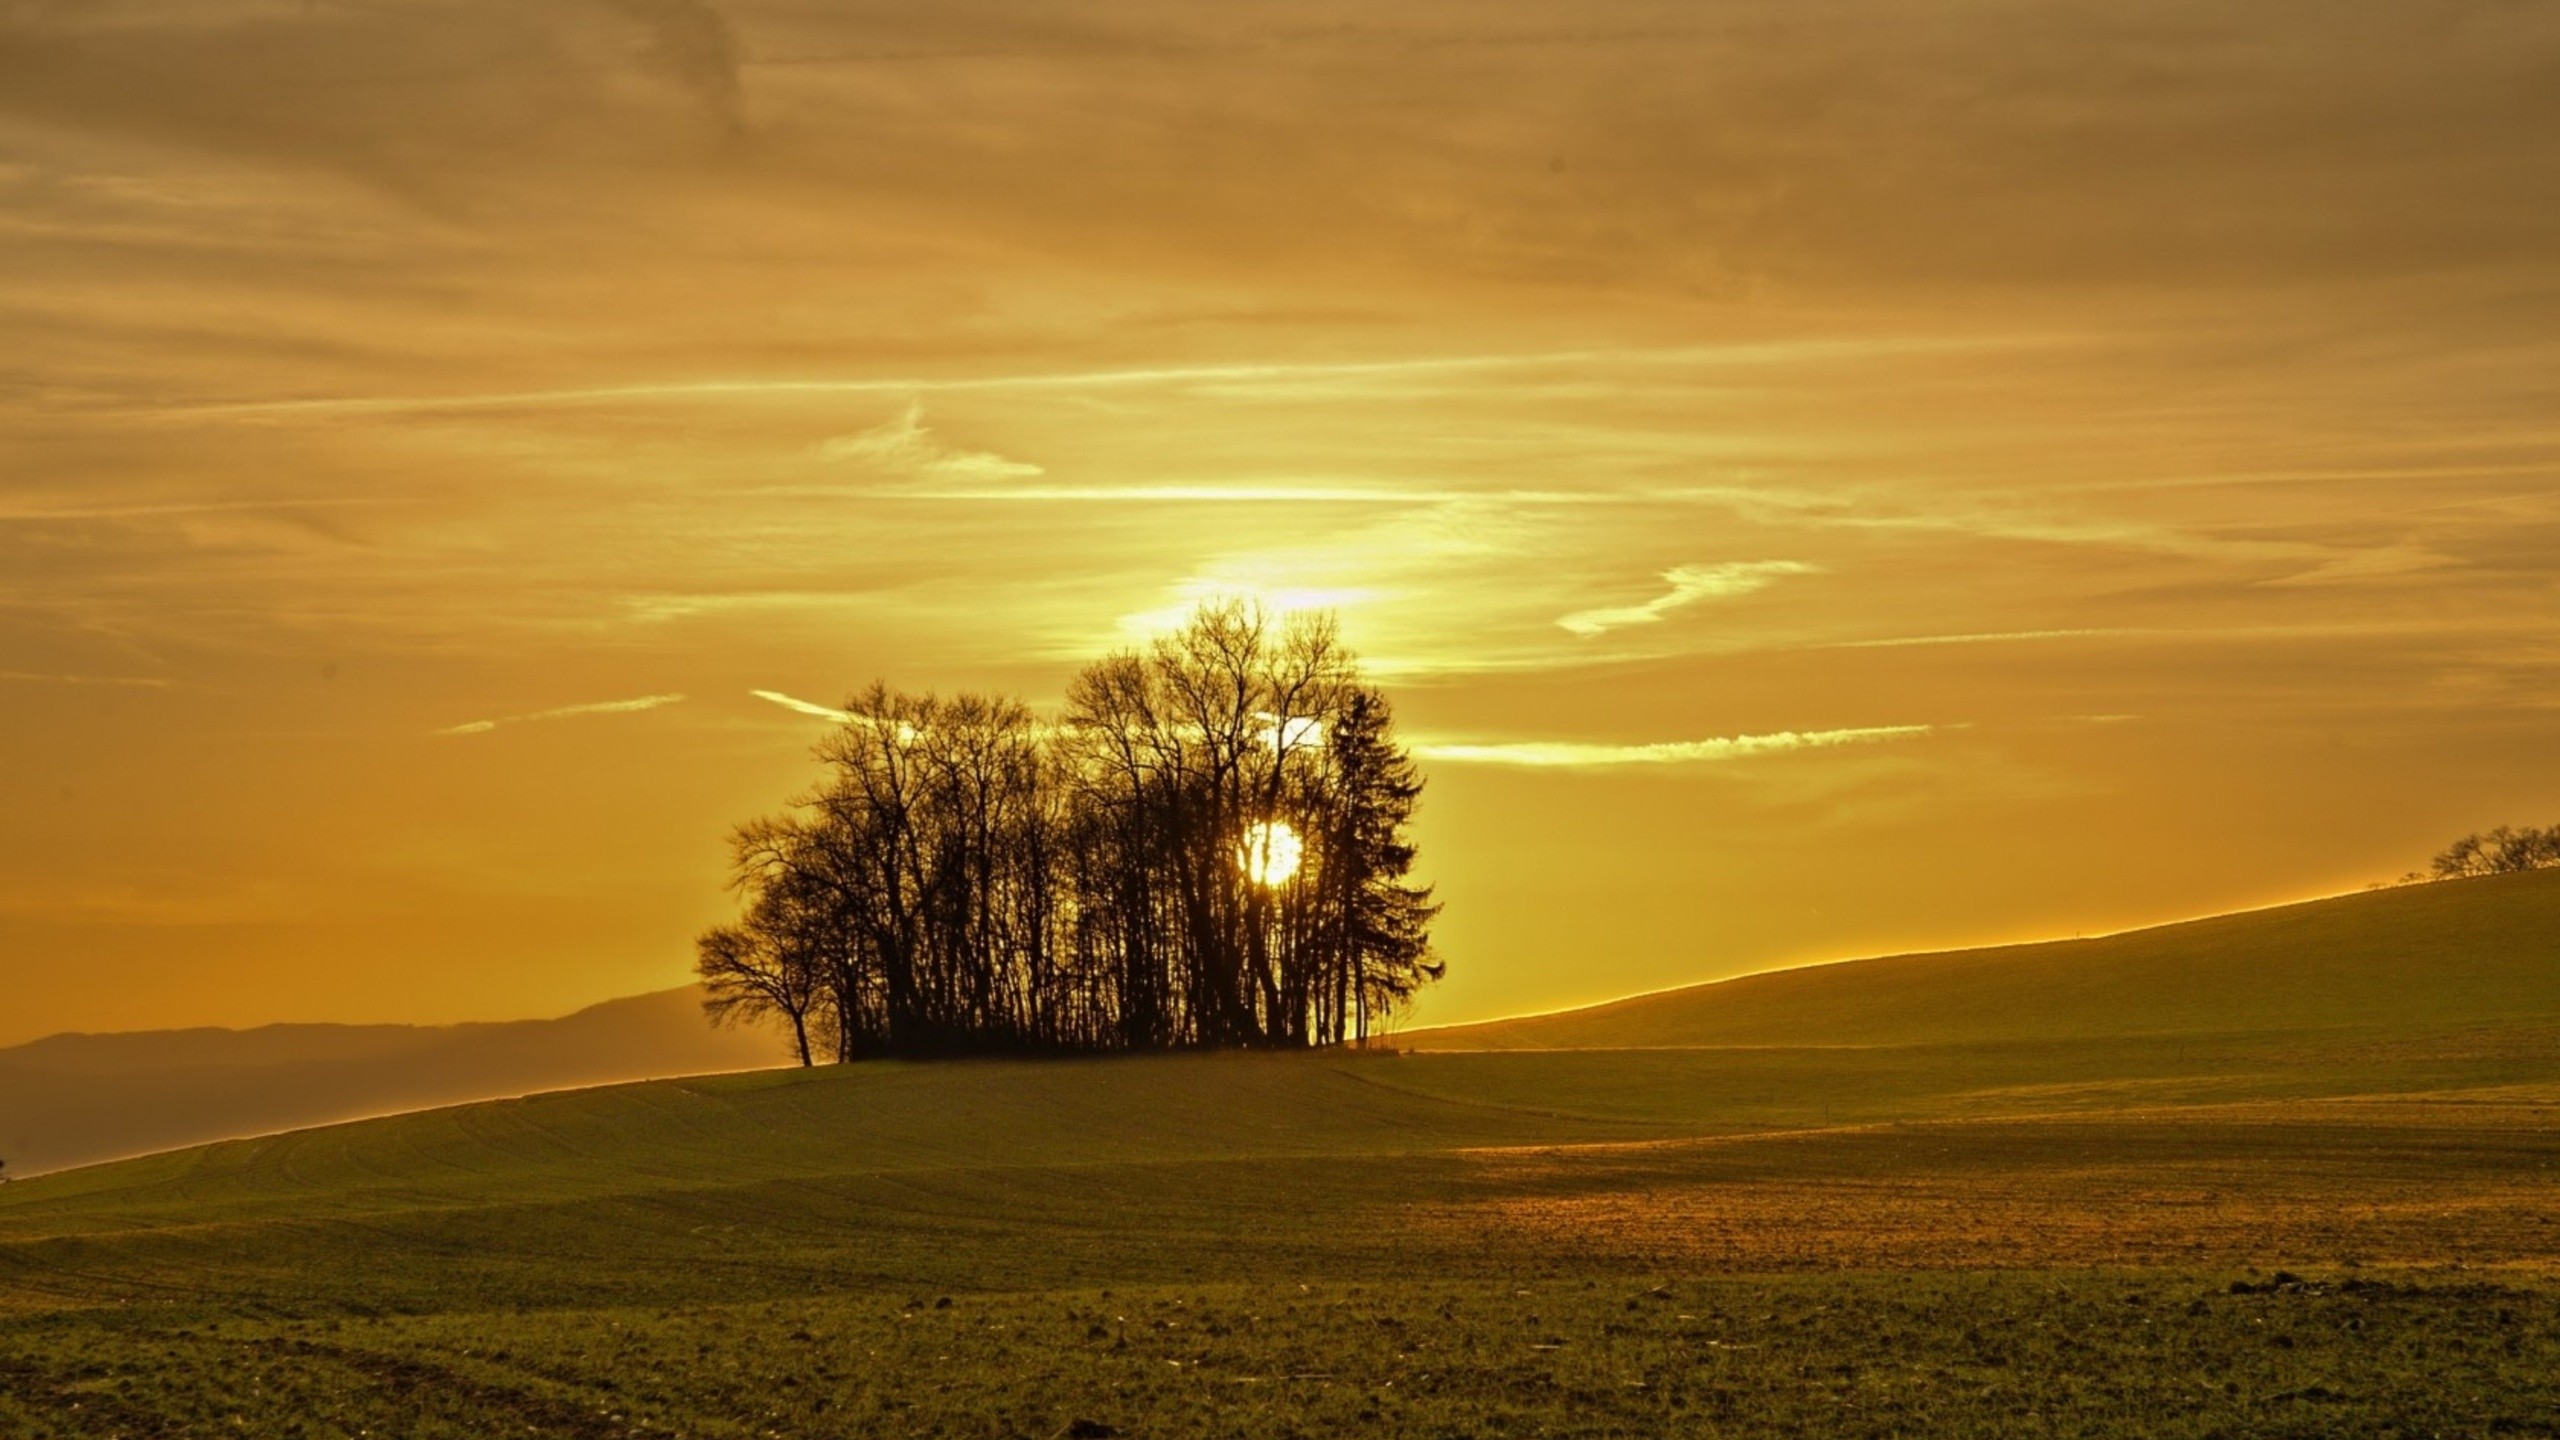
(1404, 870, 2560, 1050)
(7, 870, 2560, 1437)
(0, 986, 786, 1177)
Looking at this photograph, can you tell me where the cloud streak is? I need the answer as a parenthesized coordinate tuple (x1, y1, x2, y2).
(0, 670, 172, 688)
(603, 0, 745, 136)
(1557, 561, 1815, 637)
(1822, 628, 2143, 650)
(901, 484, 1594, 505)
(139, 342, 2000, 421)
(436, 693, 686, 737)
(1413, 724, 1933, 768)
(749, 689, 851, 720)
(0, 499, 422, 525)
(819, 400, 1041, 481)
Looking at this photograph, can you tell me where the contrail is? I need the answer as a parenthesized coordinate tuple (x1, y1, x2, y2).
(1413, 724, 1933, 768)
(1821, 628, 2138, 650)
(437, 693, 687, 737)
(750, 689, 851, 721)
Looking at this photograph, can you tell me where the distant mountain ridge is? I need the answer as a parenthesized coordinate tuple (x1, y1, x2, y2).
(0, 987, 787, 1177)
(1405, 869, 2560, 1051)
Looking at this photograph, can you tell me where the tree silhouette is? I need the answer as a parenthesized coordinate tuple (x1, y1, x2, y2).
(2430, 825, 2560, 880)
(698, 603, 1442, 1058)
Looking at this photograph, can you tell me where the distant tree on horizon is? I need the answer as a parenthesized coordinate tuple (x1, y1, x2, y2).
(2427, 824, 2560, 880)
(697, 602, 1441, 1062)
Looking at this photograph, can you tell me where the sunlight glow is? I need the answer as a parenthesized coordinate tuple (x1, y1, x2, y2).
(1238, 820, 1304, 887)
(1114, 580, 1378, 643)
(1258, 711, 1325, 752)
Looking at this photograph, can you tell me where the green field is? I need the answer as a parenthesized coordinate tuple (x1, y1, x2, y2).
(1405, 869, 2560, 1050)
(5, 873, 2560, 1436)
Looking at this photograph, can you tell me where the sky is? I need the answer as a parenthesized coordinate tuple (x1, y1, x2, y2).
(4, 0, 2558, 1046)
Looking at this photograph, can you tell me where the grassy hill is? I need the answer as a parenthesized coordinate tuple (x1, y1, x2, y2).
(1405, 870, 2560, 1050)
(15, 872, 2546, 1184)
(5, 875, 2560, 1436)
(0, 986, 787, 1177)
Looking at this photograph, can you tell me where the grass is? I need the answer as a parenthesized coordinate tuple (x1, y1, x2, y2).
(1406, 868, 2560, 1049)
(6, 875, 2560, 1434)
(8, 1272, 2558, 1439)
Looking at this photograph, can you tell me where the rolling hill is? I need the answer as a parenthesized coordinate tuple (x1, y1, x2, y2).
(6, 874, 2560, 1437)
(0, 986, 787, 1177)
(1404, 870, 2560, 1050)
(8, 873, 2551, 1181)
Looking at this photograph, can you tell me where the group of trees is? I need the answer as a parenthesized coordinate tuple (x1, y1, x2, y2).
(2429, 825, 2560, 880)
(698, 603, 1441, 1063)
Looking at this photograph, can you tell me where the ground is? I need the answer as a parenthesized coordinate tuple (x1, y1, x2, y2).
(4, 1030, 2559, 1436)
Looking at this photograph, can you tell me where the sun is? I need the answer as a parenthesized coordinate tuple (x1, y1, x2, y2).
(1238, 820, 1304, 887)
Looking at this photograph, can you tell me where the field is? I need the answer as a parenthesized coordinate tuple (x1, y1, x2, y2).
(4, 873, 2559, 1436)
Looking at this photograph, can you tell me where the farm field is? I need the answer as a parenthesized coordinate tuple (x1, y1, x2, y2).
(4, 873, 2559, 1436)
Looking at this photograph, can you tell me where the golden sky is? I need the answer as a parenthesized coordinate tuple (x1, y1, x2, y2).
(5, 1, 2558, 1044)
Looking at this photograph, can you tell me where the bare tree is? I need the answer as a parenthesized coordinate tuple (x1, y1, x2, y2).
(701, 602, 1442, 1058)
(2432, 825, 2560, 880)
(696, 913, 823, 1069)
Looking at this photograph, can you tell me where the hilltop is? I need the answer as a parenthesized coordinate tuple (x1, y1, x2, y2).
(1404, 869, 2560, 1051)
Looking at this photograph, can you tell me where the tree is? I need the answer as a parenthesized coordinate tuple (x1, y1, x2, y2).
(696, 818, 835, 1066)
(2431, 824, 2560, 880)
(696, 602, 1444, 1058)
(1320, 686, 1442, 1046)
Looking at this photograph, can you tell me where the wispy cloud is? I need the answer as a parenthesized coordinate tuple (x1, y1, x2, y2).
(902, 484, 1593, 505)
(1414, 724, 1934, 768)
(1822, 628, 2142, 650)
(1556, 561, 1815, 638)
(143, 342, 2013, 421)
(0, 669, 172, 688)
(603, 0, 744, 136)
(0, 498, 420, 524)
(436, 693, 686, 737)
(2257, 544, 2456, 587)
(818, 400, 1041, 481)
(750, 689, 850, 720)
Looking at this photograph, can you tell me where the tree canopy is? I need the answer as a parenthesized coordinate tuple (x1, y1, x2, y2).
(2429, 825, 2560, 881)
(698, 603, 1441, 1062)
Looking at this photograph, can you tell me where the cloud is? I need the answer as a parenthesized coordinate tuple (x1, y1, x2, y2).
(749, 689, 850, 720)
(0, 670, 171, 688)
(0, 498, 421, 525)
(602, 0, 744, 137)
(1413, 724, 1933, 768)
(1556, 561, 1815, 637)
(436, 693, 685, 737)
(902, 484, 1525, 504)
(1112, 579, 1381, 646)
(2258, 544, 2458, 587)
(141, 346, 1922, 420)
(1822, 628, 2141, 650)
(817, 400, 1042, 481)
